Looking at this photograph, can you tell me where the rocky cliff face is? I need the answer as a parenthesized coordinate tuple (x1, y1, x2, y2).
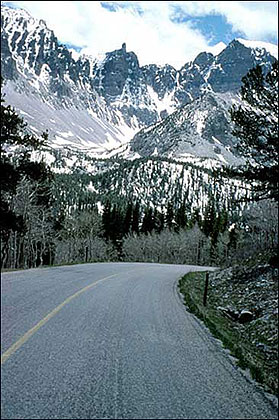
(1, 5, 277, 162)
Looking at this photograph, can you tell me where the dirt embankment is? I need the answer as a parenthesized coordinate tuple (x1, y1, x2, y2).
(178, 264, 278, 395)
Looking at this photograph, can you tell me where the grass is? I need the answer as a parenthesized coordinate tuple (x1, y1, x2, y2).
(178, 271, 278, 396)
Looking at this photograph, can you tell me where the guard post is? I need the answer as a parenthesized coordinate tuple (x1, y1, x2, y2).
(203, 272, 209, 306)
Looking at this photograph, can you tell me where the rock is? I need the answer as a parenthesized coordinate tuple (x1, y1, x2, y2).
(217, 306, 239, 321)
(238, 310, 253, 323)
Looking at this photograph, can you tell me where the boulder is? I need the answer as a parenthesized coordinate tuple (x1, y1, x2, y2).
(238, 310, 253, 323)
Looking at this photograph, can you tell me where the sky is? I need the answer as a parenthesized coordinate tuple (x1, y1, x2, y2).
(3, 1, 278, 69)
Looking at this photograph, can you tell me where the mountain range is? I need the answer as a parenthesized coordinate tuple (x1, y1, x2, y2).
(1, 4, 277, 167)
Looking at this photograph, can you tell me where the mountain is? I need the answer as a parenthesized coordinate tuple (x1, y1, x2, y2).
(1, 4, 277, 164)
(128, 92, 245, 165)
(126, 38, 277, 165)
(1, 5, 134, 156)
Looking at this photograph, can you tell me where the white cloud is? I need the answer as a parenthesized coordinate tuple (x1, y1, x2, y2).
(5, 1, 278, 69)
(205, 1, 278, 41)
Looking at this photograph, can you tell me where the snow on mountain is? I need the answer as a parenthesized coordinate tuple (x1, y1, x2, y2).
(207, 42, 227, 56)
(129, 91, 245, 166)
(68, 48, 81, 61)
(236, 38, 278, 59)
(1, 5, 277, 165)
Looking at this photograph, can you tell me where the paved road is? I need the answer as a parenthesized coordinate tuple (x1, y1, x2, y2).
(1, 263, 278, 419)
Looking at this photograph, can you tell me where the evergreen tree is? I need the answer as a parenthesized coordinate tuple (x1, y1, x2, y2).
(216, 208, 229, 235)
(141, 207, 154, 234)
(123, 203, 133, 235)
(229, 62, 278, 201)
(201, 196, 216, 238)
(175, 202, 187, 231)
(189, 208, 202, 228)
(110, 204, 123, 241)
(131, 201, 140, 235)
(154, 209, 165, 234)
(166, 202, 175, 230)
(102, 200, 111, 240)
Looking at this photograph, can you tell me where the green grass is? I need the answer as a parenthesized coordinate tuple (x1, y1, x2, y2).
(178, 272, 278, 395)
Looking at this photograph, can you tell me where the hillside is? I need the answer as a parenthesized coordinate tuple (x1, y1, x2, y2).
(179, 263, 278, 395)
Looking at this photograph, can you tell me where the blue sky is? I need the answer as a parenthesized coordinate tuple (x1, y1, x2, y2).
(4, 1, 278, 68)
(177, 14, 243, 45)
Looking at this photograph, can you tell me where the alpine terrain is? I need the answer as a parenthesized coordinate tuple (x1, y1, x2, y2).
(1, 4, 277, 163)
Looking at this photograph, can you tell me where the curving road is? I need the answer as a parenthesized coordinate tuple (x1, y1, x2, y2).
(1, 263, 278, 419)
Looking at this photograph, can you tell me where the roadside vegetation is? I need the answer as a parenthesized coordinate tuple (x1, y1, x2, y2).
(178, 268, 278, 395)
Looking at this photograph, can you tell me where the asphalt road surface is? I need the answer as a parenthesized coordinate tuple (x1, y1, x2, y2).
(1, 263, 278, 419)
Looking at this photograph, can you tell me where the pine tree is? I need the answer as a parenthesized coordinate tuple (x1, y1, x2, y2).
(201, 196, 216, 238)
(166, 202, 175, 230)
(141, 207, 154, 234)
(102, 200, 111, 240)
(154, 209, 165, 234)
(229, 61, 278, 201)
(123, 203, 133, 235)
(110, 204, 122, 241)
(131, 202, 140, 235)
(175, 202, 187, 231)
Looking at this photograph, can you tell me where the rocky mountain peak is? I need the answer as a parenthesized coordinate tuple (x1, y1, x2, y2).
(207, 39, 276, 93)
(193, 51, 214, 70)
(91, 43, 141, 99)
(129, 90, 245, 165)
(1, 5, 277, 163)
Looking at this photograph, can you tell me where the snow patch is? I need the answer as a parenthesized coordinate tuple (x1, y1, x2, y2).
(212, 136, 222, 145)
(69, 48, 81, 61)
(147, 85, 175, 116)
(236, 38, 278, 59)
(208, 42, 226, 56)
(58, 131, 74, 138)
(55, 136, 72, 145)
(193, 110, 208, 135)
(20, 110, 35, 119)
(217, 154, 227, 164)
(102, 132, 121, 151)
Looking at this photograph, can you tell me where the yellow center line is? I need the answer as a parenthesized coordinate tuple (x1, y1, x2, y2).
(1, 272, 121, 365)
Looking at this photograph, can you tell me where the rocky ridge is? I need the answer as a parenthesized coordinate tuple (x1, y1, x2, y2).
(129, 91, 245, 165)
(1, 4, 277, 163)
